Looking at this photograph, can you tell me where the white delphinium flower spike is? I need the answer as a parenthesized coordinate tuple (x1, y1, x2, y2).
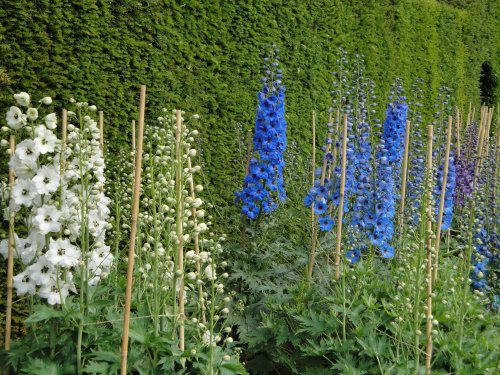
(33, 204, 62, 234)
(6, 106, 27, 130)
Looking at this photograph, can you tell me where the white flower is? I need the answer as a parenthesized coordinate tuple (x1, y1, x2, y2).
(6, 106, 26, 130)
(44, 113, 57, 130)
(9, 156, 37, 179)
(17, 233, 45, 264)
(34, 125, 57, 154)
(0, 239, 7, 259)
(89, 246, 113, 270)
(39, 97, 52, 105)
(204, 264, 216, 280)
(15, 139, 40, 163)
(0, 233, 22, 260)
(13, 270, 36, 296)
(33, 205, 62, 234)
(88, 105, 97, 112)
(27, 107, 38, 121)
(38, 278, 71, 305)
(28, 257, 55, 285)
(14, 92, 30, 107)
(32, 165, 59, 194)
(12, 178, 37, 206)
(45, 238, 80, 268)
(202, 330, 215, 346)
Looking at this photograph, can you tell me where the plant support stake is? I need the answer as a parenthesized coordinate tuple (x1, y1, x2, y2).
(4, 135, 16, 374)
(433, 116, 453, 282)
(121, 85, 146, 375)
(335, 114, 348, 280)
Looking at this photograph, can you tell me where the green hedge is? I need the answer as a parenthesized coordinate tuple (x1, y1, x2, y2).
(0, 0, 499, 343)
(0, 0, 498, 203)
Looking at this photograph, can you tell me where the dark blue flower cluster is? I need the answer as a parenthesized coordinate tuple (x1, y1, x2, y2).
(406, 79, 426, 223)
(236, 47, 287, 219)
(370, 98, 408, 258)
(435, 151, 456, 230)
(383, 99, 408, 180)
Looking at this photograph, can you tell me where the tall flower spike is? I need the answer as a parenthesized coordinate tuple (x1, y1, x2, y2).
(371, 84, 408, 258)
(236, 46, 287, 218)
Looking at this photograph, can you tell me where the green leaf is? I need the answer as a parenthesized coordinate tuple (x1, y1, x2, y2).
(25, 306, 64, 323)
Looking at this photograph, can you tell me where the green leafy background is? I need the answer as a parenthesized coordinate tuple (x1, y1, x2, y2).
(0, 0, 499, 344)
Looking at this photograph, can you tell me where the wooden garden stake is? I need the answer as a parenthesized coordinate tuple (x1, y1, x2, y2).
(308, 111, 317, 282)
(334, 114, 348, 281)
(467, 102, 472, 125)
(433, 116, 453, 282)
(99, 110, 104, 149)
(132, 120, 136, 157)
(4, 135, 16, 361)
(455, 109, 461, 158)
(398, 121, 411, 229)
(61, 109, 68, 171)
(425, 125, 434, 375)
(121, 85, 146, 375)
(187, 156, 205, 323)
(175, 110, 186, 352)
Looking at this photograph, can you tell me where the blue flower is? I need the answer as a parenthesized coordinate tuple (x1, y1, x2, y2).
(318, 216, 334, 231)
(237, 47, 287, 219)
(314, 198, 328, 215)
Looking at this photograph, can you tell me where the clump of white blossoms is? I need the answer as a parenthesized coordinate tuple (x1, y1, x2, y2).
(137, 110, 234, 351)
(0, 93, 112, 305)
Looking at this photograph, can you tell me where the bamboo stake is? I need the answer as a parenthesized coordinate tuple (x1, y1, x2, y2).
(308, 111, 316, 281)
(433, 116, 453, 282)
(187, 156, 205, 323)
(99, 111, 104, 150)
(61, 109, 68, 171)
(467, 102, 472, 126)
(320, 112, 334, 184)
(121, 85, 146, 375)
(484, 107, 493, 156)
(334, 114, 348, 281)
(132, 120, 136, 157)
(398, 121, 411, 229)
(4, 135, 16, 361)
(425, 125, 434, 375)
(455, 108, 461, 158)
(175, 110, 185, 352)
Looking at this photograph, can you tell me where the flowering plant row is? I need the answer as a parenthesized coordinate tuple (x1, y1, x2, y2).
(1, 93, 112, 305)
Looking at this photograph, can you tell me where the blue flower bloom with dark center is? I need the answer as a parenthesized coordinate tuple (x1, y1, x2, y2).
(318, 216, 334, 231)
